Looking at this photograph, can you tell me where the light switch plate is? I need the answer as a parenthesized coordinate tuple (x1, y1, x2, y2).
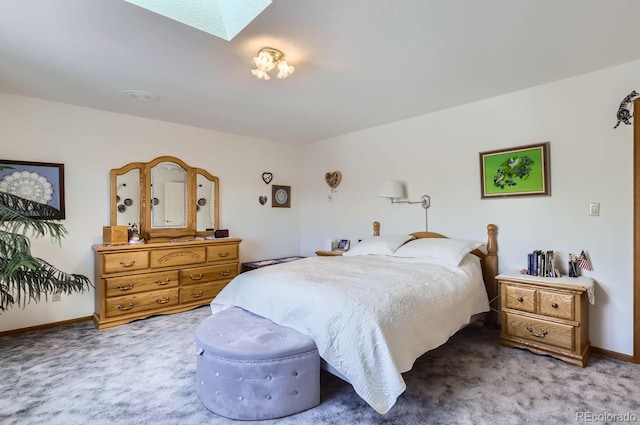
(589, 203, 600, 216)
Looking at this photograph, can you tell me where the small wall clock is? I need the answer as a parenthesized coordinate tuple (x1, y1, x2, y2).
(272, 185, 291, 208)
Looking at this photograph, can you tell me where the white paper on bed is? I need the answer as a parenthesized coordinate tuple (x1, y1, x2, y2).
(210, 254, 489, 414)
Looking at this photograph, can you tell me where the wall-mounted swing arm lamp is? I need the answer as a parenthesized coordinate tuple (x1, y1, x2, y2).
(378, 180, 431, 230)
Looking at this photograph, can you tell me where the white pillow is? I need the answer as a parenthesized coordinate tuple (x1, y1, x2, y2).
(342, 234, 415, 256)
(391, 237, 484, 265)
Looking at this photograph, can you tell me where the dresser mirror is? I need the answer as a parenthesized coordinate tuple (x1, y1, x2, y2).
(110, 156, 219, 242)
(150, 160, 188, 229)
(195, 169, 219, 232)
(110, 162, 144, 228)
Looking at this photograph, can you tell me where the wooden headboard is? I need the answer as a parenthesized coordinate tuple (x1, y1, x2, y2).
(372, 221, 499, 325)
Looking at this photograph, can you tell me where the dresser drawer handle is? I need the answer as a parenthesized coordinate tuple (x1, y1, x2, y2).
(190, 290, 204, 298)
(217, 252, 230, 257)
(155, 278, 171, 286)
(189, 274, 204, 281)
(219, 270, 231, 277)
(119, 260, 136, 268)
(526, 325, 548, 338)
(155, 297, 171, 304)
(117, 303, 134, 311)
(551, 303, 559, 308)
(517, 296, 524, 302)
(117, 283, 134, 291)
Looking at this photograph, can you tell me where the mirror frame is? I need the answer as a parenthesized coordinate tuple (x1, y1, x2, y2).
(110, 156, 219, 242)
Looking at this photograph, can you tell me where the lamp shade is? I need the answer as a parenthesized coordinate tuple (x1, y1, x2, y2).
(378, 180, 405, 199)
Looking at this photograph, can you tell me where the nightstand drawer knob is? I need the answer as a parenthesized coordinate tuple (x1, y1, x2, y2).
(517, 296, 524, 302)
(526, 325, 548, 338)
(551, 303, 559, 308)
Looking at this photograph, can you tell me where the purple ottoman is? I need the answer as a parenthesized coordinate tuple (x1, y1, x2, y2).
(195, 307, 320, 420)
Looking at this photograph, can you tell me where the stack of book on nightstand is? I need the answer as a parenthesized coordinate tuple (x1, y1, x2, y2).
(526, 249, 559, 277)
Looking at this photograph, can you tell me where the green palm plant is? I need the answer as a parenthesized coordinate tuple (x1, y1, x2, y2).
(0, 190, 92, 311)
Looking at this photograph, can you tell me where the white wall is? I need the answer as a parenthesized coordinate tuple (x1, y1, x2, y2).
(2, 59, 638, 355)
(300, 61, 640, 355)
(0, 92, 302, 332)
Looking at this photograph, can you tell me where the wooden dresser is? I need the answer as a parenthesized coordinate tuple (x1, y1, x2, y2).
(93, 238, 241, 329)
(497, 272, 593, 367)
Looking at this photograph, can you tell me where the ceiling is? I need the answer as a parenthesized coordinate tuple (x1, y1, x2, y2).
(2, 0, 640, 145)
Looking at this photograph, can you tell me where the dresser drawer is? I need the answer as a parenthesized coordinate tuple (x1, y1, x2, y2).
(104, 271, 179, 297)
(207, 244, 238, 262)
(181, 264, 238, 285)
(104, 288, 179, 317)
(150, 247, 207, 268)
(503, 284, 536, 313)
(538, 290, 575, 320)
(103, 251, 149, 274)
(504, 312, 574, 351)
(180, 280, 229, 304)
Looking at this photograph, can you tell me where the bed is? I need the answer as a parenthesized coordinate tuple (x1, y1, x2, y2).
(209, 222, 498, 414)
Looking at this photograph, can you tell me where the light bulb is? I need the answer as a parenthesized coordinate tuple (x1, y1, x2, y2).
(251, 69, 270, 80)
(276, 61, 294, 79)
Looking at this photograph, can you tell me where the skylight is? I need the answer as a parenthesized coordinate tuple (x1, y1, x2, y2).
(124, 0, 272, 41)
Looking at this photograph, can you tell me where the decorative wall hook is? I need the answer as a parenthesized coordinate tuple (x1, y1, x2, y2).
(325, 171, 342, 189)
(325, 171, 342, 201)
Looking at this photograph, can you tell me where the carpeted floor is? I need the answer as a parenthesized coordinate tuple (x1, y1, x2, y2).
(1, 306, 638, 425)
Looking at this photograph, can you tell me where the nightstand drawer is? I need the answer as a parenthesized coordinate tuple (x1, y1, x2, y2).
(504, 313, 574, 351)
(539, 290, 574, 320)
(503, 285, 536, 313)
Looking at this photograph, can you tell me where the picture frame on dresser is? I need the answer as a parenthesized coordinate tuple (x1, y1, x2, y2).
(0, 159, 65, 219)
(337, 239, 350, 250)
(479, 142, 550, 199)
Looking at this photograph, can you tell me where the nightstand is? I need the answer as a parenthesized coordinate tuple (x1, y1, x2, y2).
(497, 271, 594, 367)
(314, 250, 344, 256)
(241, 256, 305, 273)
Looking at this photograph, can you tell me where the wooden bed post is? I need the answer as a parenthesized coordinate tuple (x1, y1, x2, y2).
(373, 221, 380, 236)
(484, 224, 499, 326)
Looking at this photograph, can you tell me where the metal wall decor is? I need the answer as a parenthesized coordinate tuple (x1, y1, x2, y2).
(262, 172, 273, 184)
(613, 90, 640, 129)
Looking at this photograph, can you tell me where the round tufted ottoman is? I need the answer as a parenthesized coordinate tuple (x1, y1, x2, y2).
(195, 307, 320, 420)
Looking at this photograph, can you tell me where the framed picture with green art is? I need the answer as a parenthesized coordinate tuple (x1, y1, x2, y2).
(479, 142, 550, 198)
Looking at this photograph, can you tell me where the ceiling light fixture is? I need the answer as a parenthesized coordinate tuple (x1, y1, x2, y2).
(251, 47, 295, 80)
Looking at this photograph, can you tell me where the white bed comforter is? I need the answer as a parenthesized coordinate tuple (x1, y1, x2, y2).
(210, 254, 489, 414)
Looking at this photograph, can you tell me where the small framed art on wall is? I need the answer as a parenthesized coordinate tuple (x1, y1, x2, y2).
(0, 159, 65, 219)
(479, 142, 550, 199)
(272, 185, 291, 208)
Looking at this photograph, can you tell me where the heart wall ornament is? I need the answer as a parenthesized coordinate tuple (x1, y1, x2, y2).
(259, 196, 267, 205)
(262, 172, 273, 184)
(325, 171, 342, 189)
